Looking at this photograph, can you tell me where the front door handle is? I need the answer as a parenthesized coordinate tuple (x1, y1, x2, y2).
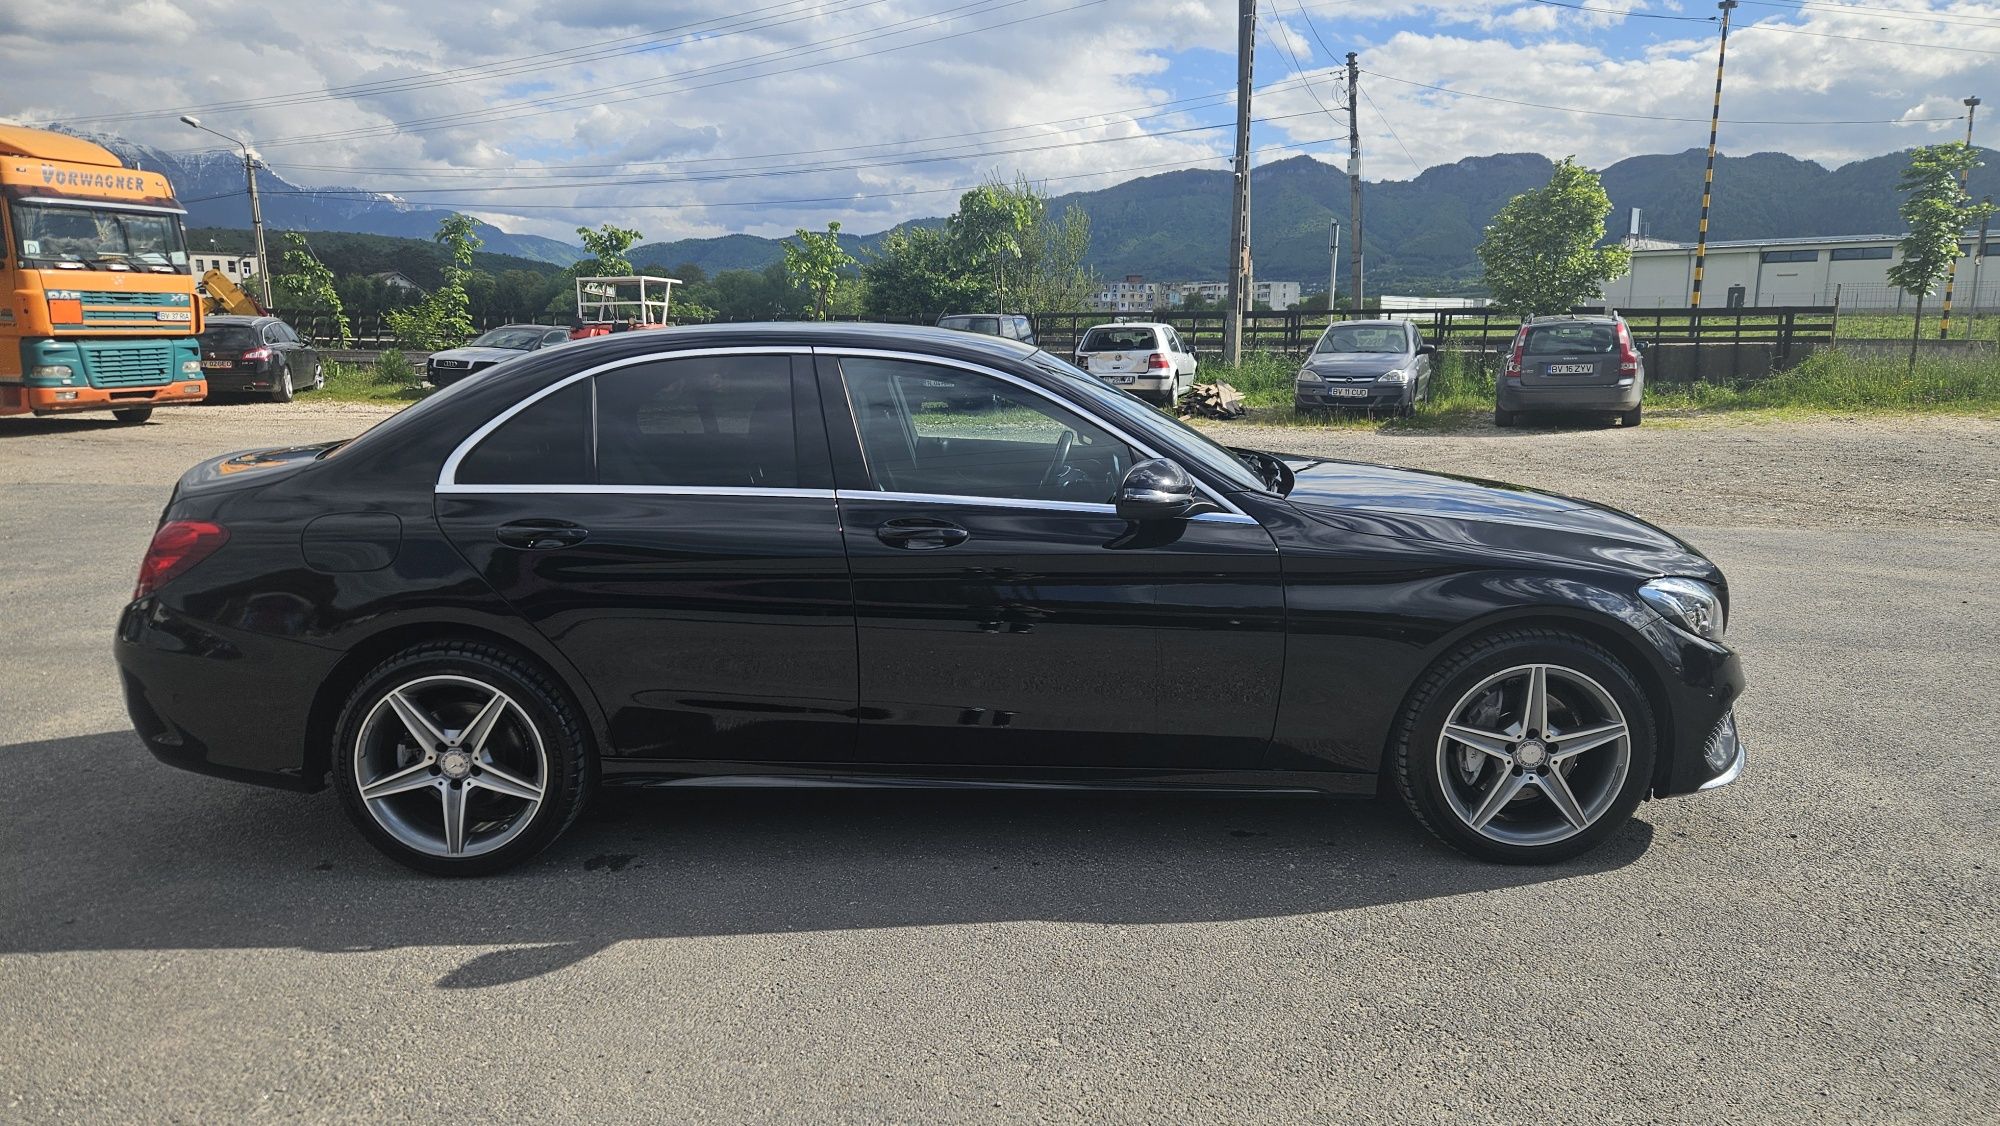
(876, 517, 969, 550)
(496, 519, 589, 550)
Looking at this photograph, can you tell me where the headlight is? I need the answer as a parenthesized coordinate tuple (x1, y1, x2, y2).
(1640, 577, 1726, 640)
(1378, 368, 1410, 384)
(1296, 368, 1321, 383)
(30, 364, 74, 381)
(181, 360, 202, 375)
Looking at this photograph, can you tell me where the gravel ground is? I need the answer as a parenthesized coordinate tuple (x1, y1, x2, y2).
(2, 403, 1995, 1123)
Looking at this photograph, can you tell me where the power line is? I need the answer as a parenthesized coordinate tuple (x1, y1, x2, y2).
(1732, 18, 2000, 55)
(1738, 0, 2000, 30)
(1360, 87, 1422, 175)
(1259, 4, 1347, 128)
(191, 135, 1346, 212)
(1519, 0, 1714, 21)
(1360, 69, 1967, 125)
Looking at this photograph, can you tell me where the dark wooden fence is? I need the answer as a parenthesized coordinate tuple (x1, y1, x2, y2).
(282, 305, 1837, 368)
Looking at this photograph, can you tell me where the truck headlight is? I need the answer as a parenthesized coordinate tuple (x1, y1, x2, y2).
(1640, 577, 1726, 640)
(181, 360, 202, 375)
(1378, 368, 1410, 384)
(31, 364, 75, 382)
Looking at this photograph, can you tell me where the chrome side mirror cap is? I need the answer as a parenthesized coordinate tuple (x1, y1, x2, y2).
(1115, 459, 1216, 521)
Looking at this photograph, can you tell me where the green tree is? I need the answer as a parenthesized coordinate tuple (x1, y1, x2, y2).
(574, 222, 644, 276)
(862, 226, 983, 321)
(1020, 200, 1094, 315)
(950, 179, 1041, 308)
(1887, 142, 1996, 365)
(1476, 157, 1630, 317)
(267, 232, 350, 345)
(386, 213, 482, 351)
(782, 220, 858, 319)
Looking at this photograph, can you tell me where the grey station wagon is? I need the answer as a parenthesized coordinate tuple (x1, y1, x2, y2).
(1497, 315, 1645, 428)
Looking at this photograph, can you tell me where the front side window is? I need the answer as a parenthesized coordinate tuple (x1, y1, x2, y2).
(595, 356, 797, 488)
(457, 381, 592, 485)
(841, 357, 1133, 504)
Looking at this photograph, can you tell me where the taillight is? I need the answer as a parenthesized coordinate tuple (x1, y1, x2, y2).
(134, 520, 229, 601)
(1504, 333, 1525, 380)
(1617, 326, 1640, 375)
(1147, 352, 1171, 370)
(240, 347, 272, 362)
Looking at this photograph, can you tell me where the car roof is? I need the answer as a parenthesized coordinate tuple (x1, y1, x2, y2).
(501, 320, 1044, 363)
(486, 323, 560, 331)
(204, 315, 270, 326)
(939, 312, 1031, 319)
(1528, 315, 1622, 324)
(1324, 319, 1410, 329)
(1083, 321, 1169, 331)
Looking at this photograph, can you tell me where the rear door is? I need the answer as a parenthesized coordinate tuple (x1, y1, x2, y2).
(1520, 321, 1621, 389)
(435, 348, 858, 763)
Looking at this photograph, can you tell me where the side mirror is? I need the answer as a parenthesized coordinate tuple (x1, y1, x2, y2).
(1416, 343, 1436, 356)
(1116, 459, 1207, 522)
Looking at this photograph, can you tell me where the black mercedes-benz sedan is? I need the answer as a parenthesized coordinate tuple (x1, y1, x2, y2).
(116, 323, 1745, 875)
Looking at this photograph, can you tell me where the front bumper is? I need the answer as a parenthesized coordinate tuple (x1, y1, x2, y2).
(427, 362, 495, 387)
(1650, 628, 1747, 797)
(1295, 382, 1410, 410)
(15, 381, 207, 413)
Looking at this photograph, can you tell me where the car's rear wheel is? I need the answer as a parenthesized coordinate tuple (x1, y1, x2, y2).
(332, 641, 592, 876)
(1493, 408, 1517, 428)
(111, 407, 153, 424)
(1620, 405, 1643, 427)
(269, 363, 294, 404)
(1393, 629, 1656, 864)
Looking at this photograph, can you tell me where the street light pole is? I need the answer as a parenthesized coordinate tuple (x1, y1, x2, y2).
(180, 115, 272, 311)
(1937, 95, 1979, 340)
(1328, 220, 1341, 313)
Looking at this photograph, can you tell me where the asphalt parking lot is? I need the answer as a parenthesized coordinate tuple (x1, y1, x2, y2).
(3, 404, 1996, 1123)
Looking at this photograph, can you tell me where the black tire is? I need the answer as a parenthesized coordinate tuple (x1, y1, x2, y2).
(332, 640, 594, 876)
(269, 363, 295, 404)
(1493, 408, 1517, 428)
(111, 407, 153, 424)
(1620, 405, 1643, 427)
(311, 361, 325, 391)
(1391, 628, 1657, 865)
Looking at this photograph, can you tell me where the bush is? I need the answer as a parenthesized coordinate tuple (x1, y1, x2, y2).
(373, 350, 418, 386)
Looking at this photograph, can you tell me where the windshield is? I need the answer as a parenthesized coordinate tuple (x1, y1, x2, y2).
(470, 326, 549, 350)
(1314, 324, 1408, 355)
(940, 316, 1000, 335)
(1028, 352, 1271, 494)
(10, 201, 188, 271)
(1079, 326, 1159, 352)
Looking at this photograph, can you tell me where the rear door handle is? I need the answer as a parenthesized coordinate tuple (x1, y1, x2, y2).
(876, 517, 969, 549)
(496, 519, 589, 550)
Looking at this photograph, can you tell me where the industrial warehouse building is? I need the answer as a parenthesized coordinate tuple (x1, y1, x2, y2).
(1600, 233, 1994, 310)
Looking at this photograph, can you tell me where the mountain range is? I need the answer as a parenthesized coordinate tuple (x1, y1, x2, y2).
(59, 128, 2000, 296)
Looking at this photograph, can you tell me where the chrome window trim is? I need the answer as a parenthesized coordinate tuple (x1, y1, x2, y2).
(437, 484, 835, 499)
(813, 346, 1250, 519)
(838, 489, 1257, 524)
(436, 345, 813, 490)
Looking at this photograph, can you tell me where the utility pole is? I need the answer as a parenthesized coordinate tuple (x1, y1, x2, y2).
(1328, 220, 1341, 313)
(180, 115, 273, 310)
(1689, 0, 1738, 310)
(1937, 95, 1979, 339)
(1346, 52, 1365, 311)
(1968, 197, 1992, 338)
(1222, 0, 1256, 367)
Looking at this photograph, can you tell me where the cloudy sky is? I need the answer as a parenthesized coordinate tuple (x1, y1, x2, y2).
(3, 0, 1995, 244)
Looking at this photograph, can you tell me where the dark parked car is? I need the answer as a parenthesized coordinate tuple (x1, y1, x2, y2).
(1295, 319, 1434, 416)
(1496, 314, 1646, 428)
(117, 323, 1745, 876)
(938, 313, 1037, 346)
(197, 315, 321, 402)
(426, 324, 574, 387)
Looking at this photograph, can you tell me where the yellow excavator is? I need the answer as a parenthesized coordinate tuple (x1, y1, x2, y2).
(199, 269, 264, 317)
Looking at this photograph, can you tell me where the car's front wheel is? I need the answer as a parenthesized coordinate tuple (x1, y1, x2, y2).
(1393, 629, 1656, 864)
(332, 641, 592, 876)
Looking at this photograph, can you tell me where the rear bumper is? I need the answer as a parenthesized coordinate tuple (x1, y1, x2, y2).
(1499, 381, 1642, 412)
(204, 368, 275, 393)
(1092, 373, 1175, 395)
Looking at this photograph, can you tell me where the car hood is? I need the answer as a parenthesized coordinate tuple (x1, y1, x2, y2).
(1301, 352, 1407, 377)
(1274, 455, 1718, 580)
(429, 345, 530, 364)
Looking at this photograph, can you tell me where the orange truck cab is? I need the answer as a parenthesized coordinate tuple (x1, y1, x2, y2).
(0, 125, 206, 422)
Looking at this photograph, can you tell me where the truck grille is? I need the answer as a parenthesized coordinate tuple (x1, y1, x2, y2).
(82, 341, 175, 387)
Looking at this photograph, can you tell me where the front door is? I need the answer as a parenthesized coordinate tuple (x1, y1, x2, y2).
(820, 353, 1284, 771)
(436, 350, 857, 763)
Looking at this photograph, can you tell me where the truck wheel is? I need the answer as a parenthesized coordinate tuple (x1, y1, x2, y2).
(269, 363, 295, 404)
(111, 408, 154, 425)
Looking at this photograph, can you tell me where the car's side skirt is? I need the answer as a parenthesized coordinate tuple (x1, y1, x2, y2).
(598, 759, 1377, 796)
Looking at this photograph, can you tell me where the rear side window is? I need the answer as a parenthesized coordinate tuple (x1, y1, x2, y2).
(1080, 326, 1158, 352)
(594, 356, 797, 488)
(1524, 323, 1618, 354)
(456, 381, 592, 485)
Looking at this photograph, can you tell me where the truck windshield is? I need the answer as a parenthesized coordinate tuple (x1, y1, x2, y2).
(10, 202, 188, 271)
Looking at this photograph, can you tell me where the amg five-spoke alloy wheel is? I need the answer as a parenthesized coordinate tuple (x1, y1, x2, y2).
(1395, 630, 1656, 863)
(333, 642, 591, 875)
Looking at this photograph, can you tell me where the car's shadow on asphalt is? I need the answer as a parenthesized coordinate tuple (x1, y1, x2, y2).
(1, 732, 1654, 988)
